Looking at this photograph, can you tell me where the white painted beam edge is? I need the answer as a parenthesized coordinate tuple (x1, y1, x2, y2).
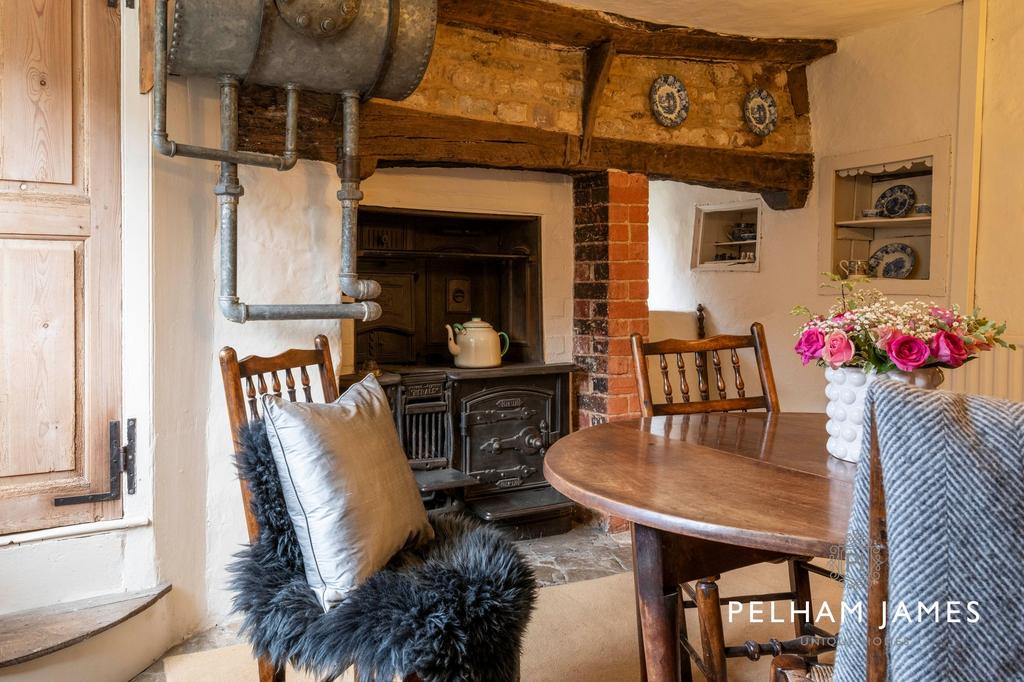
(0, 517, 151, 548)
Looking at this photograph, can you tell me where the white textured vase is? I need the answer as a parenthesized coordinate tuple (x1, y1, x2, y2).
(824, 366, 944, 463)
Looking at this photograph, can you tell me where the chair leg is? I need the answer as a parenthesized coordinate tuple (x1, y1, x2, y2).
(258, 656, 284, 682)
(695, 575, 727, 682)
(676, 591, 694, 682)
(788, 560, 814, 639)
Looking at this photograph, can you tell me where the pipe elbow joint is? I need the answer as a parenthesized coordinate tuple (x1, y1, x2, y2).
(279, 152, 298, 172)
(340, 276, 381, 301)
(219, 297, 248, 324)
(152, 133, 176, 158)
(360, 301, 382, 322)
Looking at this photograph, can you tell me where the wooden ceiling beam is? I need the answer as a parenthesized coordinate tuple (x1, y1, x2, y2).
(437, 0, 837, 65)
(579, 41, 615, 163)
(237, 89, 813, 209)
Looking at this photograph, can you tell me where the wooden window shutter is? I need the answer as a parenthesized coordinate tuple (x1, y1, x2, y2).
(0, 0, 123, 533)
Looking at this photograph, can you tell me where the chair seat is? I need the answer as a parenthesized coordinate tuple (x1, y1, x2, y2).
(229, 422, 536, 682)
(780, 664, 834, 681)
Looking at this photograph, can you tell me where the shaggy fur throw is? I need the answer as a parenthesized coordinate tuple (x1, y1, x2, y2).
(229, 421, 537, 682)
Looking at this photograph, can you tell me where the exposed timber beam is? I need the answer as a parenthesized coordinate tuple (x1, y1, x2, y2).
(237, 88, 813, 209)
(437, 0, 837, 65)
(579, 41, 615, 163)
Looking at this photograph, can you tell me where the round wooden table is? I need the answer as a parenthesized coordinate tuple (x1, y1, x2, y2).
(544, 412, 856, 682)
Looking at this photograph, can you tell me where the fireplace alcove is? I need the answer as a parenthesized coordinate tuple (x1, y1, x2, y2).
(355, 207, 543, 366)
(343, 207, 575, 538)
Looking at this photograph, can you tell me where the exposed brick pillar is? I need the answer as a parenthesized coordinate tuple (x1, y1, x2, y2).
(572, 170, 649, 429)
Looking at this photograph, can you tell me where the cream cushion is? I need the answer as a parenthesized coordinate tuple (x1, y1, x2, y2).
(262, 374, 433, 610)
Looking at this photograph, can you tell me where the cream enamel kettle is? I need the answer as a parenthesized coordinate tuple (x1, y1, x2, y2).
(445, 318, 510, 368)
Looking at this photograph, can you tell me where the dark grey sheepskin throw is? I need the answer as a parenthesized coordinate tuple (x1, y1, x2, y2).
(229, 421, 537, 682)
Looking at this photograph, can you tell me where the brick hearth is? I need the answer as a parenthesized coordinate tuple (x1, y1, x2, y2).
(572, 170, 649, 428)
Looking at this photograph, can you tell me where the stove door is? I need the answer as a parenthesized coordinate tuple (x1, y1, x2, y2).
(460, 387, 553, 496)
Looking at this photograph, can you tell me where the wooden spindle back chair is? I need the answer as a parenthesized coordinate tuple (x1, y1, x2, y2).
(630, 321, 780, 418)
(219, 335, 338, 682)
(631, 317, 838, 682)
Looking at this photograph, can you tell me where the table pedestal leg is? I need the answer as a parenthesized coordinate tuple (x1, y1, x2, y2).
(630, 524, 792, 682)
(633, 523, 678, 682)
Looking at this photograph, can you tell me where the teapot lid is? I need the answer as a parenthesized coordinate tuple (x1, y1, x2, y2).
(462, 317, 492, 328)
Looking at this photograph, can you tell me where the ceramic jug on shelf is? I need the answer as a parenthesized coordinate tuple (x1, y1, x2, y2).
(445, 318, 509, 368)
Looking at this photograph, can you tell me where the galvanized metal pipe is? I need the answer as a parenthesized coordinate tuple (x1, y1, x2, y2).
(337, 93, 381, 301)
(151, 0, 298, 171)
(215, 79, 380, 323)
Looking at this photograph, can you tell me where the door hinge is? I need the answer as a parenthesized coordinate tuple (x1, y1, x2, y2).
(54, 419, 137, 506)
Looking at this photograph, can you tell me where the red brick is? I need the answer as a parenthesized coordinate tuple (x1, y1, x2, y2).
(606, 395, 630, 415)
(613, 182, 648, 205)
(610, 261, 648, 280)
(608, 223, 630, 242)
(608, 203, 630, 223)
(607, 355, 632, 376)
(608, 376, 636, 395)
(629, 204, 649, 224)
(608, 242, 630, 261)
(630, 224, 648, 243)
(629, 280, 649, 299)
(607, 337, 632, 357)
(628, 242, 648, 261)
(609, 300, 648, 319)
(607, 170, 631, 189)
(606, 281, 628, 300)
(574, 335, 592, 354)
(574, 299, 591, 319)
(574, 262, 591, 282)
(628, 173, 648, 189)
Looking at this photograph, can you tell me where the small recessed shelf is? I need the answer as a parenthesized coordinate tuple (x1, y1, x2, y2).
(692, 199, 763, 272)
(818, 137, 951, 296)
(834, 216, 931, 229)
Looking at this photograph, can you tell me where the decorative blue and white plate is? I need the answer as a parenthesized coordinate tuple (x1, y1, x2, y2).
(874, 184, 917, 218)
(650, 75, 689, 128)
(743, 88, 778, 136)
(868, 242, 916, 279)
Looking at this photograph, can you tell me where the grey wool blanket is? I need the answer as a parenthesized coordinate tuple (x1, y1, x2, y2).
(834, 380, 1024, 681)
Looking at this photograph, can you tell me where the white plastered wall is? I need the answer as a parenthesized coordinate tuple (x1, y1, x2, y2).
(649, 3, 968, 412)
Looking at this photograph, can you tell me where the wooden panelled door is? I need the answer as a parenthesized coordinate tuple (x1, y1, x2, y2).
(0, 0, 122, 533)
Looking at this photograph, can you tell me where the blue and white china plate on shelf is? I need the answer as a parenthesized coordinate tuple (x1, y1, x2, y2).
(868, 242, 916, 279)
(743, 88, 778, 136)
(649, 75, 689, 128)
(874, 184, 917, 218)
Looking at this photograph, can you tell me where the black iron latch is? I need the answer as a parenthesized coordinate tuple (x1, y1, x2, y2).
(55, 419, 137, 506)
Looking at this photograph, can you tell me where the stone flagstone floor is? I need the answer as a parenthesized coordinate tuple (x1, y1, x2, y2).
(131, 526, 632, 682)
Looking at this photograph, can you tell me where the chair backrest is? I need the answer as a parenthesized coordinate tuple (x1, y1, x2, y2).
(219, 334, 338, 543)
(629, 322, 779, 417)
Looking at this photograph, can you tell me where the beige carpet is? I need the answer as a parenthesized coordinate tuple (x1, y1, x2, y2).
(164, 563, 841, 681)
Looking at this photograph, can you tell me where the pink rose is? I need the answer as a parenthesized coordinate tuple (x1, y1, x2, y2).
(874, 326, 898, 352)
(821, 330, 855, 368)
(794, 328, 826, 365)
(887, 334, 930, 371)
(929, 330, 968, 368)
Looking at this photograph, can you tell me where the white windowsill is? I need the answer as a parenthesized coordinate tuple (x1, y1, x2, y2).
(0, 516, 151, 548)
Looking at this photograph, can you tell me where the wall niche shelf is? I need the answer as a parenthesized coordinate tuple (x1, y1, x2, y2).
(692, 199, 763, 272)
(818, 137, 951, 297)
